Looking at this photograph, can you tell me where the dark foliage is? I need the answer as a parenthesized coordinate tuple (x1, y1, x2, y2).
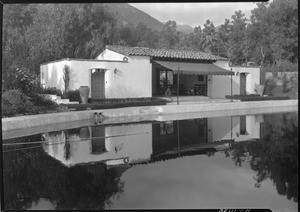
(65, 97, 167, 111)
(2, 89, 36, 117)
(240, 96, 289, 101)
(229, 112, 298, 202)
(225, 94, 289, 101)
(225, 94, 260, 99)
(30, 95, 57, 107)
(66, 89, 81, 103)
(3, 144, 124, 210)
(39, 86, 62, 96)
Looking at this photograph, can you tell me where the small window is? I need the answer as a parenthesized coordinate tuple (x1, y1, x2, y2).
(41, 72, 44, 79)
(198, 75, 204, 82)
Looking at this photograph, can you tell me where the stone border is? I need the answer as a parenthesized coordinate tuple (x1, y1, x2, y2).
(2, 100, 298, 134)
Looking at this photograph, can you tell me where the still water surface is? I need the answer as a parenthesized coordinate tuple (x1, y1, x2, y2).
(2, 112, 298, 211)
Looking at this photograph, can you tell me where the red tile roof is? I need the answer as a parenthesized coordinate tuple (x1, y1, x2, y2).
(105, 45, 229, 61)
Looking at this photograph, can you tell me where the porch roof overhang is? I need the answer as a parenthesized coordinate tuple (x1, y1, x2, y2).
(153, 60, 234, 76)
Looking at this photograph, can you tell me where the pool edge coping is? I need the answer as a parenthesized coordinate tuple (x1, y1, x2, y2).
(2, 99, 298, 133)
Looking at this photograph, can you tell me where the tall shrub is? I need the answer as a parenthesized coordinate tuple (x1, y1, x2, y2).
(2, 89, 36, 117)
(2, 66, 40, 97)
(67, 90, 81, 103)
(63, 65, 71, 95)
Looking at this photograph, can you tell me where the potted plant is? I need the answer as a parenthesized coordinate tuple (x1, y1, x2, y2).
(254, 83, 265, 96)
(79, 86, 90, 104)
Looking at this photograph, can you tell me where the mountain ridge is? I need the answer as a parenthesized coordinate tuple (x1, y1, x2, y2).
(104, 3, 194, 34)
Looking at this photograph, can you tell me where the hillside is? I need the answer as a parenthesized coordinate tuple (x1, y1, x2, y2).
(104, 3, 164, 31)
(104, 3, 194, 34)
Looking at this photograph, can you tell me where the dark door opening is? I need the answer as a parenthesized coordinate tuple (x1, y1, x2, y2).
(91, 126, 106, 154)
(240, 73, 247, 95)
(91, 69, 105, 99)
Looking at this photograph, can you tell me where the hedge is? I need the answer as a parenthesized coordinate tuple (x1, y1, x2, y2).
(64, 97, 167, 111)
(225, 94, 260, 99)
(225, 94, 289, 101)
(90, 97, 163, 104)
(240, 96, 289, 101)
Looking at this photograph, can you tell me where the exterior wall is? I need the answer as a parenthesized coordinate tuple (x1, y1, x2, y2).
(208, 116, 240, 142)
(235, 115, 261, 142)
(96, 49, 126, 61)
(211, 60, 239, 98)
(42, 123, 153, 167)
(232, 66, 261, 94)
(207, 75, 213, 97)
(41, 60, 111, 97)
(105, 123, 153, 164)
(40, 57, 152, 98)
(207, 115, 260, 142)
(100, 55, 152, 98)
(40, 60, 70, 92)
(211, 61, 260, 98)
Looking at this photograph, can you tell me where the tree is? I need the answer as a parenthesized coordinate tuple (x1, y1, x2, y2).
(134, 22, 159, 48)
(268, 0, 298, 65)
(3, 129, 125, 210)
(227, 10, 248, 64)
(25, 4, 117, 74)
(229, 112, 298, 202)
(2, 4, 37, 90)
(157, 20, 180, 49)
(247, 0, 298, 67)
(199, 19, 219, 54)
(63, 65, 71, 94)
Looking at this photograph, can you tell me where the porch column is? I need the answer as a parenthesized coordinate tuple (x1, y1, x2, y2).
(177, 120, 180, 156)
(177, 66, 180, 105)
(230, 66, 233, 102)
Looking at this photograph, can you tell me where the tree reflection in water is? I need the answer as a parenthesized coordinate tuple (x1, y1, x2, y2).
(229, 112, 298, 203)
(3, 134, 125, 210)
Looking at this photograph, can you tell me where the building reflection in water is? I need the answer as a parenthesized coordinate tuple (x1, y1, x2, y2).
(42, 115, 261, 168)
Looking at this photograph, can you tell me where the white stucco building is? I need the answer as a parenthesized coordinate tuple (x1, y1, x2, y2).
(40, 45, 261, 99)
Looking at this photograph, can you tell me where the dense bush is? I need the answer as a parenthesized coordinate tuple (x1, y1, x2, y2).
(65, 97, 167, 111)
(91, 97, 164, 104)
(240, 96, 289, 101)
(225, 94, 289, 101)
(30, 95, 57, 107)
(66, 89, 81, 103)
(278, 61, 298, 73)
(2, 89, 36, 117)
(40, 86, 63, 96)
(225, 94, 260, 99)
(264, 77, 277, 95)
(2, 66, 41, 97)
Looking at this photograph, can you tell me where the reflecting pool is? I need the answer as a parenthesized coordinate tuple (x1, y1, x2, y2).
(2, 112, 298, 211)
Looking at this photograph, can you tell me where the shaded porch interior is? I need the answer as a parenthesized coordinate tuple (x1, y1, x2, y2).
(151, 60, 233, 99)
(152, 61, 209, 97)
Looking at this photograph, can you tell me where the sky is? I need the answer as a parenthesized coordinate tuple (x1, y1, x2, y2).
(129, 3, 258, 27)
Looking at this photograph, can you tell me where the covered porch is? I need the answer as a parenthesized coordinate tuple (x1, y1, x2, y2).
(151, 60, 234, 103)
